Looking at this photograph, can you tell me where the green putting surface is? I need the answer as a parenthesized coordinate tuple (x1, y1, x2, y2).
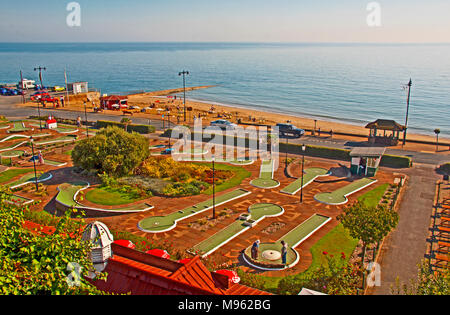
(8, 172, 53, 188)
(244, 214, 331, 267)
(35, 136, 75, 146)
(138, 188, 250, 233)
(0, 135, 28, 143)
(55, 182, 152, 211)
(0, 150, 25, 158)
(314, 178, 377, 205)
(191, 203, 284, 256)
(55, 127, 78, 134)
(44, 160, 67, 167)
(228, 159, 254, 165)
(251, 160, 280, 189)
(7, 122, 30, 133)
(281, 168, 329, 195)
(0, 168, 33, 184)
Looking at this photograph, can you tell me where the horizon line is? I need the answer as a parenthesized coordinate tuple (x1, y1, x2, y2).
(1, 41, 450, 45)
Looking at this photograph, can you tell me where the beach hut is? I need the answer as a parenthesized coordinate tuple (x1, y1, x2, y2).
(67, 82, 89, 95)
(350, 147, 386, 177)
(100, 95, 128, 110)
(366, 119, 406, 146)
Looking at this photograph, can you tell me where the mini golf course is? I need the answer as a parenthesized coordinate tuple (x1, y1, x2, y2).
(138, 188, 251, 233)
(189, 203, 284, 257)
(55, 127, 78, 134)
(8, 172, 53, 189)
(0, 150, 25, 158)
(250, 160, 280, 189)
(35, 136, 76, 146)
(44, 159, 68, 167)
(314, 178, 378, 205)
(243, 214, 332, 270)
(281, 167, 330, 195)
(55, 182, 154, 214)
(7, 122, 30, 133)
(0, 141, 27, 152)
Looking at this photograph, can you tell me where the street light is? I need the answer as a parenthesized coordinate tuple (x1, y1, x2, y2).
(178, 70, 190, 122)
(403, 79, 413, 146)
(84, 101, 89, 138)
(30, 136, 39, 191)
(212, 155, 216, 219)
(300, 144, 306, 204)
(34, 66, 46, 89)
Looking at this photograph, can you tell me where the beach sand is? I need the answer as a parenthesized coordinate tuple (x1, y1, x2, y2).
(17, 86, 450, 153)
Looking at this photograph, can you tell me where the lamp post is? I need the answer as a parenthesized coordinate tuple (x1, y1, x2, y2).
(212, 155, 216, 220)
(179, 70, 189, 122)
(34, 66, 46, 89)
(285, 136, 289, 169)
(402, 79, 413, 146)
(30, 136, 39, 191)
(300, 144, 306, 204)
(84, 101, 89, 138)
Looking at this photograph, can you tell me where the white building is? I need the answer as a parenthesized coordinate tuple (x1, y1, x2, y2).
(68, 82, 89, 94)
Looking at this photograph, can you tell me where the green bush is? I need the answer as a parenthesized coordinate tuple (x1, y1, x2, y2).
(97, 120, 155, 134)
(72, 126, 150, 177)
(163, 180, 210, 197)
(380, 154, 412, 168)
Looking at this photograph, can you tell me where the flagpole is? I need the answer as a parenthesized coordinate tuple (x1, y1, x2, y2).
(64, 69, 70, 107)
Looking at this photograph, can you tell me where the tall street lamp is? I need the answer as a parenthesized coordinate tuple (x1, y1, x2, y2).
(212, 155, 216, 220)
(403, 79, 413, 146)
(34, 66, 46, 89)
(84, 101, 89, 138)
(179, 70, 189, 122)
(300, 144, 306, 204)
(30, 136, 39, 191)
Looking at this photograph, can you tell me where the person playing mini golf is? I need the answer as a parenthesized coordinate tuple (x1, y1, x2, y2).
(281, 240, 288, 265)
(251, 240, 260, 260)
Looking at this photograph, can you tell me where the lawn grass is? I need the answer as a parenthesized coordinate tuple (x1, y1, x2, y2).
(0, 168, 32, 184)
(358, 183, 389, 207)
(85, 186, 143, 206)
(196, 162, 252, 195)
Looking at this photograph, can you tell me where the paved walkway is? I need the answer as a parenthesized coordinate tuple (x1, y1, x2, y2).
(372, 163, 440, 295)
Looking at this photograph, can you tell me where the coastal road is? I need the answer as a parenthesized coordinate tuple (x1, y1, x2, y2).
(2, 95, 449, 166)
(0, 95, 164, 130)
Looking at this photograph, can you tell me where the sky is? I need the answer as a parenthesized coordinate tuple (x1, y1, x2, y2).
(1, 0, 449, 43)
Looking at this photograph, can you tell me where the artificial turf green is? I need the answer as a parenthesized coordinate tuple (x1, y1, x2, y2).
(281, 168, 329, 194)
(314, 178, 377, 205)
(0, 168, 33, 184)
(191, 203, 284, 255)
(251, 160, 280, 189)
(138, 188, 250, 232)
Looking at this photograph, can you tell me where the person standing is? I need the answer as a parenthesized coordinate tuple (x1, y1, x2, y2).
(251, 240, 260, 260)
(76, 116, 82, 128)
(38, 150, 44, 165)
(281, 241, 288, 265)
(60, 96, 65, 107)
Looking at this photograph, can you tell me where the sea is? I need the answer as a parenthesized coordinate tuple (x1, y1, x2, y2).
(0, 42, 449, 137)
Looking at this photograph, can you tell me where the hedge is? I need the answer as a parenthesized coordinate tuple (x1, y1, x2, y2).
(163, 130, 412, 169)
(380, 154, 412, 169)
(96, 120, 155, 134)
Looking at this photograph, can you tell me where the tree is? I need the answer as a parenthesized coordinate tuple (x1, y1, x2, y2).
(277, 253, 363, 295)
(337, 202, 399, 266)
(121, 117, 133, 132)
(392, 261, 450, 295)
(0, 186, 106, 294)
(72, 126, 149, 177)
(434, 129, 441, 152)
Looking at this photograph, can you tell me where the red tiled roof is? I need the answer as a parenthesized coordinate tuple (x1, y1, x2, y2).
(92, 244, 271, 296)
(21, 221, 270, 296)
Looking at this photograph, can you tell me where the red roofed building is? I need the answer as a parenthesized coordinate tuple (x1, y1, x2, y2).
(90, 243, 271, 296)
(22, 220, 270, 296)
(100, 95, 128, 110)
